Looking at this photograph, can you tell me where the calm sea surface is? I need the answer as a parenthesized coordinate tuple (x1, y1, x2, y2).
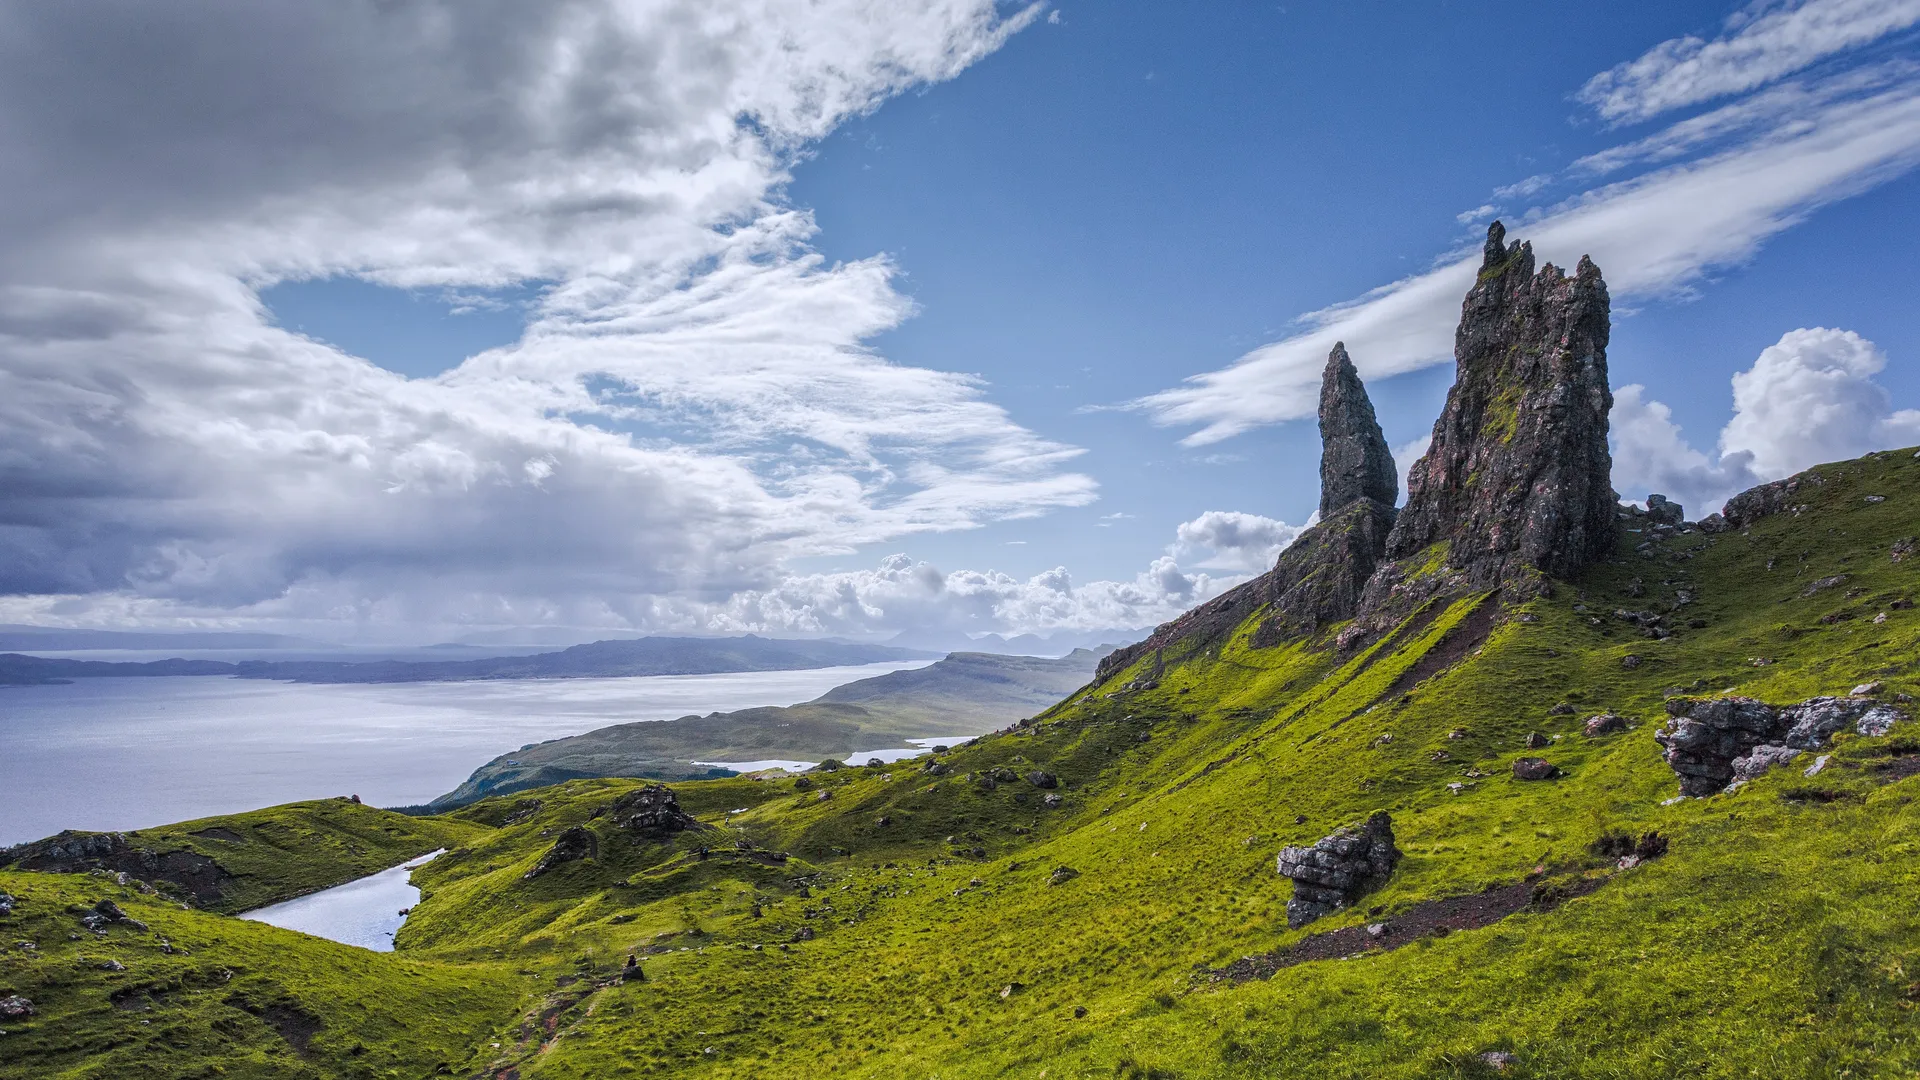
(0, 661, 928, 845)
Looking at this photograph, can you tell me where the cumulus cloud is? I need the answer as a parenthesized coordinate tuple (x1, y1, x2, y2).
(1135, 41, 1920, 445)
(1611, 328, 1920, 513)
(1173, 510, 1306, 572)
(0, 1, 1098, 637)
(1576, 0, 1920, 124)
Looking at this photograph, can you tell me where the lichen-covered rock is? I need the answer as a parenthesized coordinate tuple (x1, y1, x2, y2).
(1656, 695, 1907, 795)
(0, 993, 34, 1018)
(1731, 744, 1803, 782)
(1583, 713, 1631, 737)
(1383, 222, 1615, 589)
(1653, 696, 1783, 796)
(1025, 771, 1058, 789)
(1722, 472, 1822, 527)
(524, 825, 598, 880)
(1318, 342, 1397, 517)
(1512, 757, 1558, 780)
(605, 784, 703, 838)
(1276, 812, 1400, 928)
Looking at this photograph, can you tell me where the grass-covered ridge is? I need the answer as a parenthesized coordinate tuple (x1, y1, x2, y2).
(7, 448, 1920, 1078)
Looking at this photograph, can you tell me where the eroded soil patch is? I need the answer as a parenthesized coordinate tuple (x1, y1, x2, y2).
(1206, 873, 1605, 983)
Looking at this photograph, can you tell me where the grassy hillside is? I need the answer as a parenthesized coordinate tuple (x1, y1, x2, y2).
(7, 450, 1920, 1077)
(430, 648, 1106, 807)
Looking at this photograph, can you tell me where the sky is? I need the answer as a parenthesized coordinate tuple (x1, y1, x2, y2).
(3, 0, 1919, 644)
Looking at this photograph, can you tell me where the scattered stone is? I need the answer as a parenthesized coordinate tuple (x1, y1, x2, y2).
(524, 826, 598, 880)
(0, 893, 12, 917)
(814, 790, 833, 802)
(923, 762, 950, 777)
(1025, 771, 1058, 789)
(1547, 703, 1575, 716)
(811, 759, 845, 772)
(874, 816, 891, 827)
(0, 996, 32, 1019)
(791, 927, 815, 942)
(1523, 732, 1550, 749)
(1446, 783, 1467, 795)
(1429, 750, 1451, 763)
(1448, 728, 1469, 739)
(1802, 574, 1850, 597)
(865, 758, 884, 768)
(1512, 757, 1558, 781)
(1583, 713, 1630, 737)
(1365, 922, 1391, 939)
(1042, 794, 1064, 810)
(1073, 1005, 1088, 1018)
(1698, 512, 1730, 533)
(1048, 866, 1080, 886)
(98, 959, 125, 971)
(1275, 812, 1400, 928)
(1479, 1050, 1517, 1072)
(1731, 744, 1804, 782)
(1372, 733, 1394, 747)
(1893, 537, 1917, 563)
(1866, 495, 1887, 503)
(1852, 681, 1886, 697)
(1000, 982, 1024, 999)
(1805, 754, 1832, 778)
(1622, 654, 1642, 670)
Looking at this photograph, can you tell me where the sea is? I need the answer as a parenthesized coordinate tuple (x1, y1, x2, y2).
(0, 659, 931, 846)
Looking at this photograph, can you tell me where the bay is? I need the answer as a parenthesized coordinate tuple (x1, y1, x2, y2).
(0, 660, 929, 845)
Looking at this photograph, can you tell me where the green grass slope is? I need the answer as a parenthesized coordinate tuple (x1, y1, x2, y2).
(7, 450, 1920, 1078)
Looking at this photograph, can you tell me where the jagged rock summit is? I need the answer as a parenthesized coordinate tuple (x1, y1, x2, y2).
(1319, 342, 1398, 518)
(1384, 221, 1615, 589)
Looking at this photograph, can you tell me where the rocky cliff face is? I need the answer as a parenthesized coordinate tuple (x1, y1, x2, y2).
(1383, 222, 1616, 588)
(1319, 342, 1398, 518)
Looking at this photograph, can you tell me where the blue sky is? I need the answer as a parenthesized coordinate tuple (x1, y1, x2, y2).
(6, 0, 1920, 641)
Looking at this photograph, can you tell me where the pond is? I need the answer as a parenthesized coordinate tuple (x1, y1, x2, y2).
(238, 849, 444, 951)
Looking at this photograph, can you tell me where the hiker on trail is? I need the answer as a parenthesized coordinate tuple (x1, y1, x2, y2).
(623, 954, 643, 983)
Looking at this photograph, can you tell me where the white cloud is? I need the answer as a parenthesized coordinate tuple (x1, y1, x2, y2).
(1392, 435, 1431, 500)
(1576, 0, 1920, 124)
(0, 1, 1092, 636)
(1173, 510, 1305, 572)
(1456, 203, 1499, 225)
(1133, 65, 1920, 445)
(1611, 328, 1920, 514)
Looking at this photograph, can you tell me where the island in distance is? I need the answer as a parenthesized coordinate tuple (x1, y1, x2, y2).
(0, 634, 938, 686)
(428, 647, 1115, 807)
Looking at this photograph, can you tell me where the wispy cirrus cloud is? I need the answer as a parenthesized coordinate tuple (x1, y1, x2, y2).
(1577, 0, 1920, 123)
(1133, 8, 1920, 446)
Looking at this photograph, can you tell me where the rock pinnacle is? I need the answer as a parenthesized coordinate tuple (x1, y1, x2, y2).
(1318, 342, 1398, 519)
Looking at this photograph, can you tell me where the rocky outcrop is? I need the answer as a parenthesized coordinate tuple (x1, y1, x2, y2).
(1276, 812, 1400, 927)
(1384, 222, 1615, 589)
(1654, 695, 1907, 796)
(603, 784, 704, 839)
(525, 825, 599, 879)
(1, 830, 230, 906)
(1319, 342, 1397, 517)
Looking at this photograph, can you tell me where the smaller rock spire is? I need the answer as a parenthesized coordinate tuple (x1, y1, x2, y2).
(1318, 342, 1398, 518)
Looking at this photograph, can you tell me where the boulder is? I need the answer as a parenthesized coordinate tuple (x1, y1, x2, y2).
(605, 784, 704, 838)
(0, 892, 13, 917)
(524, 826, 598, 880)
(1275, 812, 1400, 928)
(0, 994, 33, 1019)
(1025, 770, 1058, 789)
(1656, 695, 1908, 795)
(1582, 713, 1630, 737)
(1048, 866, 1080, 886)
(1511, 757, 1558, 781)
(1042, 794, 1064, 810)
(1645, 494, 1683, 526)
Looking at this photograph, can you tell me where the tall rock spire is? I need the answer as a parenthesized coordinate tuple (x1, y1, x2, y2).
(1318, 342, 1398, 518)
(1384, 221, 1615, 586)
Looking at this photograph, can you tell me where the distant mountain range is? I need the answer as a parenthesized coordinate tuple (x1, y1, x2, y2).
(0, 635, 935, 686)
(0, 625, 320, 652)
(428, 647, 1115, 806)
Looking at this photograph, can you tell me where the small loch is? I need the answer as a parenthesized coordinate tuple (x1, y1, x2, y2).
(239, 849, 444, 951)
